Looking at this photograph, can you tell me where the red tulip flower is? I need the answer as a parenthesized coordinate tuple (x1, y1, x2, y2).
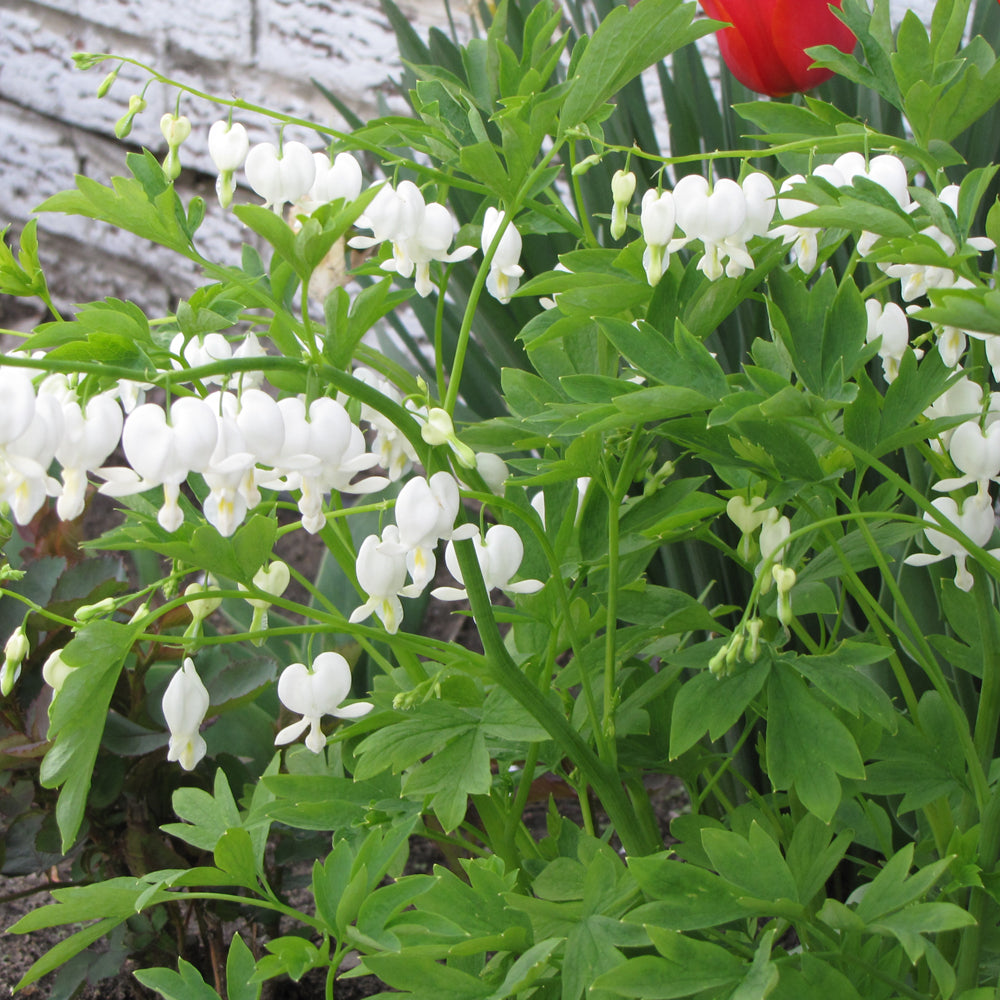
(699, 0, 856, 97)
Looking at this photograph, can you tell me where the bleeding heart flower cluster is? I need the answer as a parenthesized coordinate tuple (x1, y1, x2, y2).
(201, 121, 521, 305)
(635, 172, 776, 284)
(0, 368, 122, 527)
(98, 386, 388, 536)
(348, 471, 541, 635)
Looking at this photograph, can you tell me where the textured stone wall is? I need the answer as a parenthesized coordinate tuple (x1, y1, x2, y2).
(0, 0, 458, 324)
(0, 0, 938, 326)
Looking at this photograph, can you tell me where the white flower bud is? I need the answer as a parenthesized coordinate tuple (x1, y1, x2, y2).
(1, 626, 28, 696)
(610, 169, 636, 240)
(163, 658, 210, 771)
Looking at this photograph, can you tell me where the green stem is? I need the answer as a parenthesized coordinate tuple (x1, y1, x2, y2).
(567, 143, 598, 248)
(87, 53, 488, 196)
(971, 567, 1000, 771)
(603, 480, 620, 768)
(505, 743, 541, 862)
(461, 488, 610, 761)
(443, 142, 562, 414)
(453, 536, 657, 856)
(166, 891, 325, 932)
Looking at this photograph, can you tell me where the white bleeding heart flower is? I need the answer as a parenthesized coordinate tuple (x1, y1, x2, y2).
(308, 151, 363, 206)
(481, 207, 524, 303)
(275, 652, 372, 754)
(2, 391, 64, 525)
(160, 113, 192, 181)
(924, 373, 983, 452)
(474, 452, 508, 495)
(935, 420, 1000, 495)
(263, 395, 373, 533)
(771, 174, 820, 273)
(641, 188, 676, 286)
(351, 181, 475, 297)
(905, 493, 1000, 592)
(245, 140, 316, 214)
(610, 169, 637, 241)
(242, 559, 291, 637)
(381, 473, 477, 593)
(757, 508, 791, 588)
(433, 524, 543, 602)
(695, 178, 748, 281)
(865, 300, 914, 383)
(350, 526, 410, 634)
(209, 120, 251, 173)
(184, 581, 222, 631)
(1, 625, 28, 696)
(54, 391, 123, 520)
(200, 395, 256, 538)
(353, 368, 418, 481)
(170, 333, 233, 384)
(209, 120, 250, 209)
(163, 658, 211, 771)
(105, 397, 218, 532)
(665, 173, 767, 280)
(403, 202, 477, 297)
(0, 368, 36, 446)
(727, 495, 767, 560)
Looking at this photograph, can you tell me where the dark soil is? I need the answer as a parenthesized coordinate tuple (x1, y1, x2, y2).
(0, 775, 688, 999)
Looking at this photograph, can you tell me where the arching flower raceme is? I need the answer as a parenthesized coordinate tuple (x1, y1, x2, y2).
(699, 0, 855, 97)
(163, 658, 211, 771)
(275, 652, 372, 754)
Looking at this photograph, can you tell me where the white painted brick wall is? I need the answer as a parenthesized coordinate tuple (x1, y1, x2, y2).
(0, 0, 944, 325)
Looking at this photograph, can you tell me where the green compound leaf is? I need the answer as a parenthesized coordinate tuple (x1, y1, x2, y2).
(134, 959, 223, 1000)
(560, 0, 713, 131)
(765, 661, 865, 823)
(39, 619, 142, 851)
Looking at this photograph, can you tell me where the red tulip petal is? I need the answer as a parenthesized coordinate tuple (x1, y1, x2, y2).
(700, 0, 799, 96)
(771, 0, 856, 92)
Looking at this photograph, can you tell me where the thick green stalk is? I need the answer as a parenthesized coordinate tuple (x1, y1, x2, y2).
(972, 568, 1000, 770)
(453, 537, 658, 857)
(956, 790, 1000, 994)
(954, 570, 1000, 993)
